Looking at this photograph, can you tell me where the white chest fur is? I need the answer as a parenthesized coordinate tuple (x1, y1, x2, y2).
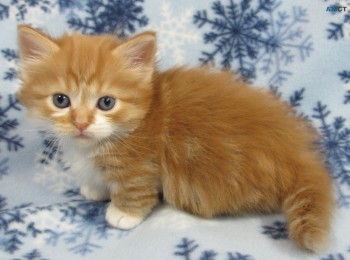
(60, 142, 141, 229)
(61, 143, 110, 201)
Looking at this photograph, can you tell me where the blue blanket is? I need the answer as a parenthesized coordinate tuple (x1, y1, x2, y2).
(1, 0, 350, 259)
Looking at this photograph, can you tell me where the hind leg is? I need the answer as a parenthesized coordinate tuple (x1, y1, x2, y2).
(283, 163, 334, 252)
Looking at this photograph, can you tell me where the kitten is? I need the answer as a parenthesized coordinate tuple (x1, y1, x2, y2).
(17, 25, 334, 252)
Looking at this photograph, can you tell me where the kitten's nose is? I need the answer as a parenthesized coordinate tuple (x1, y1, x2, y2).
(73, 122, 89, 132)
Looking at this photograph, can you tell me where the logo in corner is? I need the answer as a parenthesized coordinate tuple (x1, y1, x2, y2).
(326, 4, 347, 13)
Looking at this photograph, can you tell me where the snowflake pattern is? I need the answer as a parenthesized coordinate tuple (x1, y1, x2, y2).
(345, 90, 350, 104)
(0, 4, 9, 20)
(338, 70, 350, 104)
(0, 94, 23, 152)
(16, 249, 48, 260)
(0, 195, 7, 210)
(312, 102, 350, 208)
(174, 237, 253, 260)
(148, 2, 200, 66)
(193, 0, 312, 86)
(262, 220, 288, 240)
(269, 86, 308, 120)
(326, 1, 350, 40)
(56, 0, 82, 13)
(0, 191, 128, 256)
(0, 0, 53, 23)
(256, 3, 312, 86)
(193, 0, 273, 78)
(174, 237, 199, 259)
(1, 48, 19, 82)
(0, 202, 33, 254)
(321, 253, 347, 260)
(67, 0, 148, 37)
(0, 94, 23, 183)
(10, 0, 51, 21)
(0, 158, 9, 180)
(34, 133, 74, 194)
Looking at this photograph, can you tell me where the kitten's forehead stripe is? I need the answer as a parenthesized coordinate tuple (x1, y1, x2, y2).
(56, 34, 151, 104)
(59, 35, 120, 95)
(66, 67, 79, 92)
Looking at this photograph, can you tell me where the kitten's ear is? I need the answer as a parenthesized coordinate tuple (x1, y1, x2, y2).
(113, 32, 156, 78)
(18, 25, 59, 65)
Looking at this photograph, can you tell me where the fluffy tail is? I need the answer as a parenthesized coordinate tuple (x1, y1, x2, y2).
(282, 162, 334, 252)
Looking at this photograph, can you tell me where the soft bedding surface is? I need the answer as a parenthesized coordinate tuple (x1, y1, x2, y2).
(0, 0, 350, 259)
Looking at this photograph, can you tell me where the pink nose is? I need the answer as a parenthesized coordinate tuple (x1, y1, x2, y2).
(73, 122, 89, 132)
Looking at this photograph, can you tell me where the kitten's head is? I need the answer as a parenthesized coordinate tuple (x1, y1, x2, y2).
(17, 25, 156, 146)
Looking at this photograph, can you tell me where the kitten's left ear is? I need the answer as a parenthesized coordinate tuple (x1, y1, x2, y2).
(18, 25, 59, 65)
(113, 32, 156, 78)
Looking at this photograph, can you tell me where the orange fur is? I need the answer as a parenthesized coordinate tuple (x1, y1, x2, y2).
(17, 25, 334, 252)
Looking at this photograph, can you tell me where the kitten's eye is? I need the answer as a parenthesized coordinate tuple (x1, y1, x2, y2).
(97, 96, 116, 111)
(52, 94, 70, 109)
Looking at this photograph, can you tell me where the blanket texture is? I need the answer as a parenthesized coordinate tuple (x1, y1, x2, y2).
(1, 0, 350, 259)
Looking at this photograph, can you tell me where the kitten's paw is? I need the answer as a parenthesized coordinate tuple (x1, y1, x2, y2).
(105, 203, 144, 230)
(80, 185, 109, 201)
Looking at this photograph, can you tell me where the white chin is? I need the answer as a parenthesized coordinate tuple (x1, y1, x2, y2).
(71, 135, 97, 146)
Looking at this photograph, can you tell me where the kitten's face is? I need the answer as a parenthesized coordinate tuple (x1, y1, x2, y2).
(17, 26, 156, 146)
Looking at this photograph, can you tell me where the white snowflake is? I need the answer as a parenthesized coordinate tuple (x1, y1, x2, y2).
(25, 208, 76, 247)
(34, 153, 76, 194)
(22, 8, 59, 27)
(147, 1, 200, 67)
(7, 2, 60, 26)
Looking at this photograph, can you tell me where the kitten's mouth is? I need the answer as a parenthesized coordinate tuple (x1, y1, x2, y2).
(71, 133, 98, 147)
(74, 133, 92, 141)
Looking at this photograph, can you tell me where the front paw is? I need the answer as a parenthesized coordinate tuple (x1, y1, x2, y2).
(80, 185, 109, 201)
(105, 203, 144, 230)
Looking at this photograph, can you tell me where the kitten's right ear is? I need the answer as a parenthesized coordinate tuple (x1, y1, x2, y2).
(112, 32, 156, 80)
(18, 25, 59, 65)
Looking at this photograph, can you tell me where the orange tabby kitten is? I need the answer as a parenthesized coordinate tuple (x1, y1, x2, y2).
(17, 25, 334, 252)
